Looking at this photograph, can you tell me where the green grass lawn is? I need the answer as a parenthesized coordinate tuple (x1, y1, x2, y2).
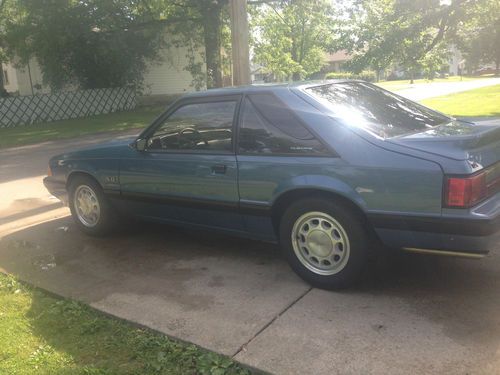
(0, 105, 164, 149)
(0, 273, 251, 375)
(420, 84, 500, 117)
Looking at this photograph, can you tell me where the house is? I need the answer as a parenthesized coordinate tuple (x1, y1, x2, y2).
(320, 46, 464, 78)
(448, 45, 464, 76)
(324, 51, 351, 72)
(1, 41, 205, 100)
(2, 58, 50, 96)
(141, 43, 206, 100)
(250, 62, 271, 83)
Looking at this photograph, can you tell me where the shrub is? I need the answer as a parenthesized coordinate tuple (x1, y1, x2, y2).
(357, 71, 377, 82)
(325, 72, 355, 80)
(325, 70, 376, 82)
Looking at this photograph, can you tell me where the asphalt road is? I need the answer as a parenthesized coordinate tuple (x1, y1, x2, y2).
(1, 127, 500, 375)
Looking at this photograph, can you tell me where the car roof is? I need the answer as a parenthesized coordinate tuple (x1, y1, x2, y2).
(183, 79, 356, 98)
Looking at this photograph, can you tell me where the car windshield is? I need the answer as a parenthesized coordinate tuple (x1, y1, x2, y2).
(306, 81, 450, 138)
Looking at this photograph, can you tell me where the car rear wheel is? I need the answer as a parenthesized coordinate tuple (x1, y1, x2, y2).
(279, 198, 372, 289)
(69, 175, 115, 236)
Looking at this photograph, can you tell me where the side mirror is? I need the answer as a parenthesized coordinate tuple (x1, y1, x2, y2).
(135, 138, 147, 151)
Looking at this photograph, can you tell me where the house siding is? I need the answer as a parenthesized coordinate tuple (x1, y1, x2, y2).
(142, 44, 206, 96)
(15, 58, 51, 96)
(2, 58, 51, 96)
(3, 35, 204, 97)
(2, 63, 19, 94)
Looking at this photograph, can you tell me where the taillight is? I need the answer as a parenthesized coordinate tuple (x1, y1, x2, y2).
(445, 164, 500, 208)
(445, 174, 486, 207)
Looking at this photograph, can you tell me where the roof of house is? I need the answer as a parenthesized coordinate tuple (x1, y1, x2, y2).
(325, 51, 351, 63)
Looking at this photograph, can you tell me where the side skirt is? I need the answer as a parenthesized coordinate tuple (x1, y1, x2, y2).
(402, 247, 486, 259)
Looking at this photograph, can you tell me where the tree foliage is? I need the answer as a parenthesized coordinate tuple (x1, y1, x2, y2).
(337, 0, 483, 81)
(3, 0, 169, 90)
(251, 0, 336, 81)
(2, 0, 232, 91)
(162, 0, 231, 89)
(456, 0, 500, 74)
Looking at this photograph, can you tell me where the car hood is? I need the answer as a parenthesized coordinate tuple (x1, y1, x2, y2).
(387, 120, 500, 167)
(55, 136, 137, 161)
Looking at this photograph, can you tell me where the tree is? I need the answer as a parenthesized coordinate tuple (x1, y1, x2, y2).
(457, 0, 500, 75)
(161, 0, 230, 89)
(335, 0, 400, 81)
(251, 0, 336, 81)
(0, 0, 10, 96)
(3, 0, 166, 90)
(201, 0, 228, 88)
(2, 0, 232, 91)
(338, 0, 478, 82)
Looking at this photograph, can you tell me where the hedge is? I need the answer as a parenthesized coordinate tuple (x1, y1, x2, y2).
(325, 71, 376, 82)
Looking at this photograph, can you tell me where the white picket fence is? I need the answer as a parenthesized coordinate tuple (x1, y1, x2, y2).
(0, 87, 136, 128)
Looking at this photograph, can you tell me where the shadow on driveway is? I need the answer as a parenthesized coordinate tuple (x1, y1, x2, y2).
(1, 216, 499, 374)
(0, 217, 307, 356)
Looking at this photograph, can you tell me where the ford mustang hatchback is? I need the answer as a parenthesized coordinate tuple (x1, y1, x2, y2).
(44, 81, 500, 289)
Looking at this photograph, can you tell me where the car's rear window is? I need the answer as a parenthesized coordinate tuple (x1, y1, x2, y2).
(306, 82, 450, 138)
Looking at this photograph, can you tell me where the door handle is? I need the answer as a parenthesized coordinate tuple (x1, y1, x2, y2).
(211, 164, 227, 174)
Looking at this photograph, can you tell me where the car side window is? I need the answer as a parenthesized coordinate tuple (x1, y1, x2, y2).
(147, 100, 237, 152)
(238, 94, 327, 155)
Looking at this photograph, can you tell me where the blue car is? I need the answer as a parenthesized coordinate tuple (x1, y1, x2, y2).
(44, 81, 500, 289)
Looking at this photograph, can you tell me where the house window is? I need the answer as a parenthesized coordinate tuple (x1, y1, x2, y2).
(2, 70, 9, 85)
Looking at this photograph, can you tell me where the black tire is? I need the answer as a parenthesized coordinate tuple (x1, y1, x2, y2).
(279, 197, 373, 289)
(68, 175, 115, 236)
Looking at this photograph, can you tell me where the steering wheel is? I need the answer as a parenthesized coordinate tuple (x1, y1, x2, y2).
(178, 127, 208, 148)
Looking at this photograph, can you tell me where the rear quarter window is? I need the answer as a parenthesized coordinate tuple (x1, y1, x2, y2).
(238, 93, 327, 155)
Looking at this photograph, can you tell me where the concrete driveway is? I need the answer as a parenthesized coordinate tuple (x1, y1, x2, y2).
(1, 132, 500, 375)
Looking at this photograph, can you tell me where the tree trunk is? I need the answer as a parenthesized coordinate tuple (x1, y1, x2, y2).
(496, 59, 499, 77)
(202, 3, 224, 89)
(409, 70, 414, 84)
(0, 62, 7, 97)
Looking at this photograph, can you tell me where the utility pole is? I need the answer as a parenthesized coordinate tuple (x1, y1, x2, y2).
(229, 0, 250, 86)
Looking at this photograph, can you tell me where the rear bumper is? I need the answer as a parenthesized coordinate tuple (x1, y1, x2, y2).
(369, 212, 500, 256)
(43, 176, 68, 206)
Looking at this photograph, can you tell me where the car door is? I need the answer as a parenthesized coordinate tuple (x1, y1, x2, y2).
(236, 93, 332, 239)
(119, 95, 244, 230)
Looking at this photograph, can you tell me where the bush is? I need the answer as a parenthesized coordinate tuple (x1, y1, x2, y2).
(325, 72, 355, 80)
(357, 71, 377, 82)
(325, 70, 376, 82)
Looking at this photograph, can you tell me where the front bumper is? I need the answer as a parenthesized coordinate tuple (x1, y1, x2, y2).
(369, 211, 500, 256)
(43, 176, 68, 206)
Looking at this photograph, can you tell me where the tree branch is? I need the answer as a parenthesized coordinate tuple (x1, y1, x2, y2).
(97, 16, 202, 34)
(423, 0, 468, 54)
(247, 0, 281, 4)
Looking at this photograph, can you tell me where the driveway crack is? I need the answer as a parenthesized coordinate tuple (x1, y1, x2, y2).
(231, 286, 313, 358)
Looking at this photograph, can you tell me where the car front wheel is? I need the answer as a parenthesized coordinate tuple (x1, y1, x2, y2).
(68, 175, 115, 236)
(279, 198, 372, 289)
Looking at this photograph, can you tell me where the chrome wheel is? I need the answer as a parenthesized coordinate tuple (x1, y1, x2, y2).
(74, 185, 100, 227)
(291, 211, 350, 275)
